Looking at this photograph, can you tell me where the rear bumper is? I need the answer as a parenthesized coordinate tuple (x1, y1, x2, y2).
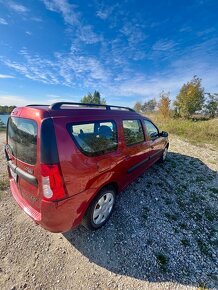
(10, 178, 96, 233)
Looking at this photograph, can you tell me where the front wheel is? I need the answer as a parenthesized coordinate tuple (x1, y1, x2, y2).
(82, 186, 116, 230)
(159, 146, 168, 163)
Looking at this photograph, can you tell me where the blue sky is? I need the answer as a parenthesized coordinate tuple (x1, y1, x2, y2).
(0, 0, 218, 107)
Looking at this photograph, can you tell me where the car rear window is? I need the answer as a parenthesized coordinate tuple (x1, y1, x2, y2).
(67, 120, 118, 156)
(7, 117, 37, 164)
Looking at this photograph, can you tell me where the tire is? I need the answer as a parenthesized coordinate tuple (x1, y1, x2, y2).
(159, 146, 168, 163)
(82, 186, 116, 230)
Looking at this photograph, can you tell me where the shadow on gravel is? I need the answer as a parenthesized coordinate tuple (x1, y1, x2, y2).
(63, 152, 218, 288)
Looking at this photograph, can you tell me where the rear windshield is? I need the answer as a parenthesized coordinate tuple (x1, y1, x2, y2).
(7, 117, 37, 164)
(67, 120, 118, 156)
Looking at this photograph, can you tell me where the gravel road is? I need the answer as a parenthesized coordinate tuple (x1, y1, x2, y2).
(0, 131, 217, 290)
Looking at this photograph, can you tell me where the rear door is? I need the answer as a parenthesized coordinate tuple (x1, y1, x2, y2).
(6, 117, 19, 173)
(60, 118, 121, 195)
(7, 116, 40, 211)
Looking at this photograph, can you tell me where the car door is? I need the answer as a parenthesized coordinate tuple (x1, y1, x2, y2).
(121, 119, 152, 186)
(143, 119, 164, 163)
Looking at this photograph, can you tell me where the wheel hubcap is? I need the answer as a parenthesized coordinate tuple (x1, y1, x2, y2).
(93, 192, 114, 225)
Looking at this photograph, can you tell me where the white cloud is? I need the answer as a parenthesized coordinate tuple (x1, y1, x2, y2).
(42, 0, 102, 44)
(46, 94, 81, 103)
(96, 10, 109, 20)
(0, 74, 15, 79)
(0, 95, 34, 106)
(25, 31, 32, 36)
(96, 4, 116, 20)
(7, 1, 29, 13)
(77, 25, 102, 44)
(2, 48, 111, 88)
(42, 0, 79, 25)
(152, 39, 176, 51)
(0, 17, 8, 25)
(31, 17, 43, 22)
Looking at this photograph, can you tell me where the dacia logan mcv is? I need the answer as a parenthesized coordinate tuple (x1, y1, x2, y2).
(5, 102, 169, 232)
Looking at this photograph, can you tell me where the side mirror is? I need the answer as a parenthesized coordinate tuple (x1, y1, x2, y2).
(150, 132, 159, 139)
(160, 131, 168, 137)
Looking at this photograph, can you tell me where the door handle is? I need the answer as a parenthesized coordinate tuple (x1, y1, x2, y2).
(125, 155, 131, 161)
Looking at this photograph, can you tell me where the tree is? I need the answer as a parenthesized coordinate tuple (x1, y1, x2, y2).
(80, 90, 106, 105)
(142, 99, 157, 113)
(157, 92, 171, 119)
(174, 76, 205, 118)
(0, 106, 16, 114)
(133, 101, 142, 112)
(204, 93, 218, 118)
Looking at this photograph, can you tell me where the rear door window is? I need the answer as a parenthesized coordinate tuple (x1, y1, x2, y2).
(68, 120, 118, 156)
(122, 120, 144, 146)
(7, 117, 37, 164)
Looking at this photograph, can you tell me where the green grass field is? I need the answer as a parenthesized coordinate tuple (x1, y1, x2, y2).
(146, 114, 218, 147)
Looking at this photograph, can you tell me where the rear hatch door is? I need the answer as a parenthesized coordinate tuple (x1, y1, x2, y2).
(7, 115, 40, 212)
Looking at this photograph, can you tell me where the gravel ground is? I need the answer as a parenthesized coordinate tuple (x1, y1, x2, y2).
(0, 131, 217, 290)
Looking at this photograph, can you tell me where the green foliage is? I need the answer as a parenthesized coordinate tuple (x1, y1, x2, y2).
(174, 76, 205, 118)
(204, 93, 218, 118)
(142, 98, 157, 113)
(133, 101, 142, 112)
(156, 253, 168, 269)
(0, 105, 16, 114)
(80, 90, 106, 105)
(134, 99, 157, 113)
(157, 92, 171, 118)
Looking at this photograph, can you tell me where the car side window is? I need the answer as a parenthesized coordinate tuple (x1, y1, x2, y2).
(144, 120, 159, 140)
(122, 120, 144, 146)
(68, 120, 118, 156)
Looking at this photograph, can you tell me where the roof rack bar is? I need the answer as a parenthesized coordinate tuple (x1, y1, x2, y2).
(49, 102, 135, 112)
(26, 104, 49, 107)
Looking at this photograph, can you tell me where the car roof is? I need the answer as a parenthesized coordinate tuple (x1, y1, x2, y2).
(11, 102, 151, 120)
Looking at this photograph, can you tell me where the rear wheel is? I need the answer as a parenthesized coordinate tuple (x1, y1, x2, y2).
(82, 186, 116, 230)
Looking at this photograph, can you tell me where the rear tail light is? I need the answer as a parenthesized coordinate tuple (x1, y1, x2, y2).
(41, 164, 66, 201)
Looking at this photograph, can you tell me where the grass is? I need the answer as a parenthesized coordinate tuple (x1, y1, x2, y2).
(142, 207, 150, 221)
(181, 239, 190, 246)
(179, 222, 188, 230)
(204, 209, 216, 222)
(198, 282, 208, 290)
(156, 253, 168, 270)
(197, 239, 211, 257)
(210, 187, 218, 194)
(145, 113, 218, 146)
(165, 212, 178, 222)
(0, 178, 8, 191)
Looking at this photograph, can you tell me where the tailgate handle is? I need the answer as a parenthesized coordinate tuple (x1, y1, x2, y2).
(7, 161, 38, 187)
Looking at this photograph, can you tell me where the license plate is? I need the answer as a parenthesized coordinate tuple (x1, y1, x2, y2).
(10, 168, 17, 182)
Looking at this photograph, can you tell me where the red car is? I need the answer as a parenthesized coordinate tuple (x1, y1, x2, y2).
(5, 102, 169, 232)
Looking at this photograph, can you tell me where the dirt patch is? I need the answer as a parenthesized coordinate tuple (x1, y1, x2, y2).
(0, 131, 217, 290)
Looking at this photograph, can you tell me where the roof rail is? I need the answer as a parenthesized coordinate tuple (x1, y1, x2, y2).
(49, 102, 135, 112)
(26, 104, 49, 107)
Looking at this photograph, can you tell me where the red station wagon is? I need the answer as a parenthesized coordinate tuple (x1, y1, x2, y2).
(5, 102, 169, 232)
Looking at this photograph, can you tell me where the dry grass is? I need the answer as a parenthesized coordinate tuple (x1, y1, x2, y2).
(146, 113, 218, 146)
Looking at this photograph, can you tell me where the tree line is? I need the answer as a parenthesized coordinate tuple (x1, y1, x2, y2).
(2, 77, 217, 119)
(0, 106, 16, 114)
(133, 76, 218, 119)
